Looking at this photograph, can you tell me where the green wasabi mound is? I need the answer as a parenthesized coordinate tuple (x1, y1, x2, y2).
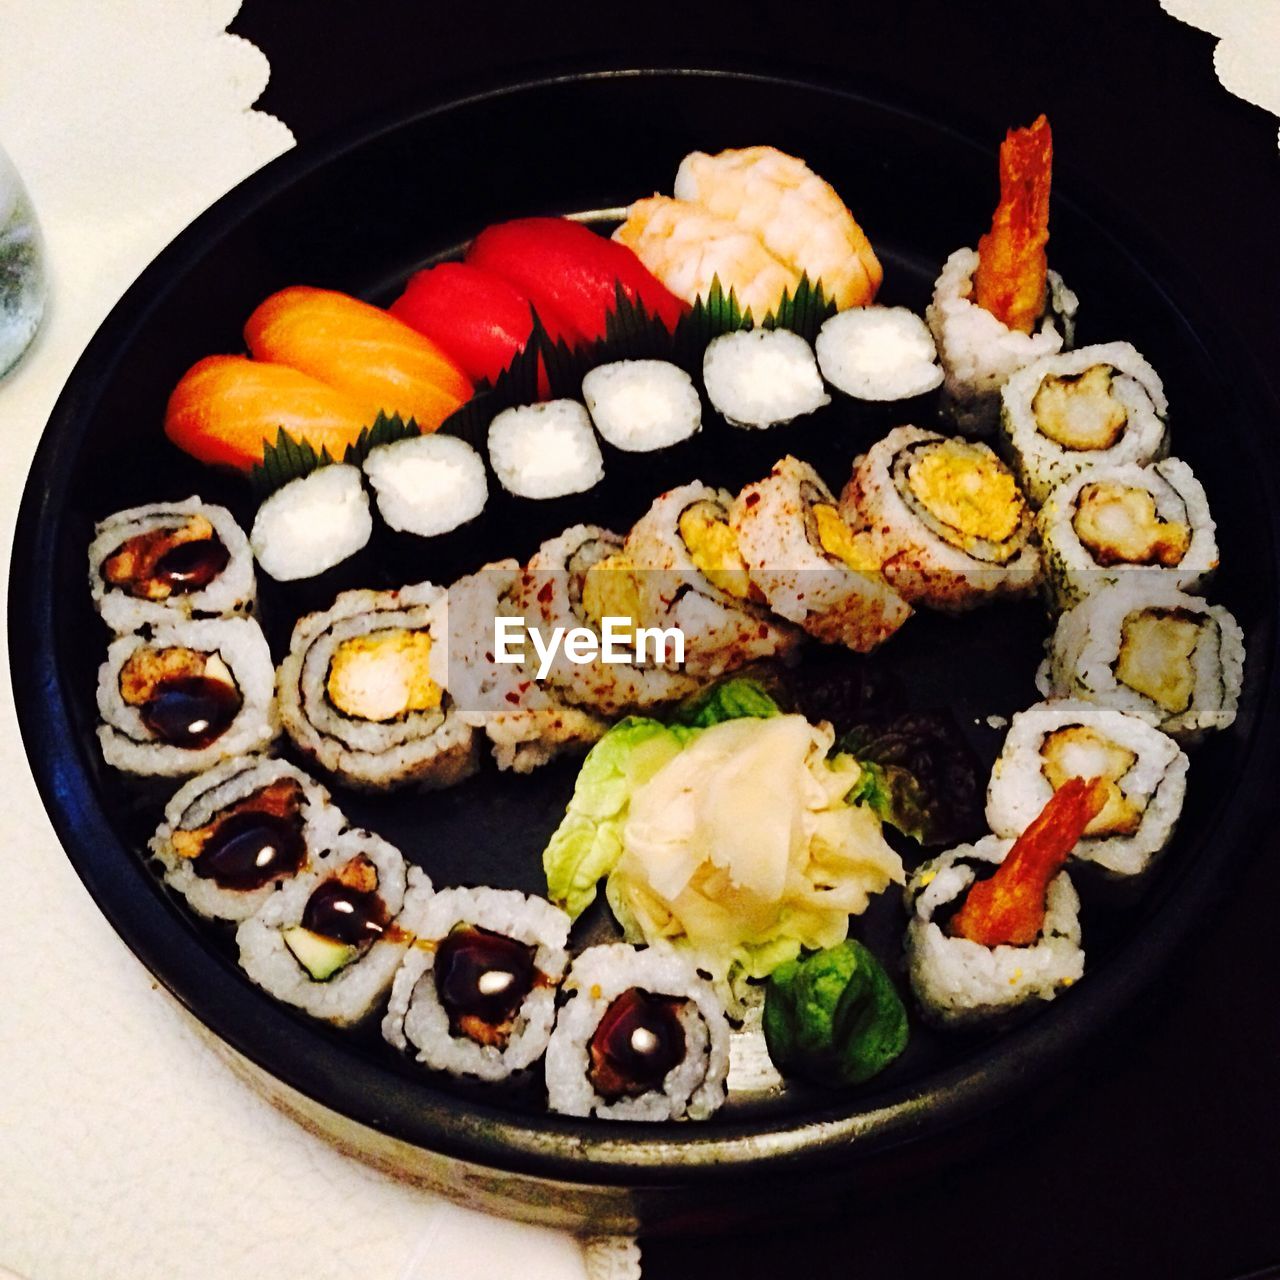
(763, 939, 909, 1087)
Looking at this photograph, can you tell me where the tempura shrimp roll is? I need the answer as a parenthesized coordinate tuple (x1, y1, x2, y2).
(1038, 579, 1245, 741)
(523, 525, 698, 718)
(89, 496, 255, 631)
(927, 116, 1079, 434)
(96, 616, 277, 777)
(1036, 458, 1217, 610)
(730, 455, 911, 652)
(906, 780, 1103, 1027)
(545, 943, 731, 1121)
(624, 481, 801, 677)
(277, 582, 479, 791)
(448, 560, 606, 774)
(382, 887, 570, 1082)
(1000, 342, 1170, 505)
(986, 700, 1188, 877)
(151, 757, 345, 921)
(840, 425, 1041, 611)
(237, 828, 425, 1027)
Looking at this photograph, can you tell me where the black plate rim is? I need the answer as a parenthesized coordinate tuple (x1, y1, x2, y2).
(10, 64, 1280, 1187)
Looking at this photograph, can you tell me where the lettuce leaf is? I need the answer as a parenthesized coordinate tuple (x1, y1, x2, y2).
(542, 718, 692, 918)
(669, 677, 780, 728)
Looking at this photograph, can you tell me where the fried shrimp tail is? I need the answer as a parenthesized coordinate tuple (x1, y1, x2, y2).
(974, 114, 1053, 335)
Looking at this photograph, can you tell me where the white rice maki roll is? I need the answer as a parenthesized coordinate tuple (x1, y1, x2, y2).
(581, 360, 702, 452)
(998, 342, 1169, 506)
(448, 560, 607, 774)
(277, 581, 479, 791)
(96, 616, 277, 777)
(382, 887, 570, 1082)
(839, 425, 1041, 612)
(623, 481, 801, 678)
(237, 828, 425, 1027)
(905, 834, 1084, 1028)
(814, 306, 943, 401)
(987, 700, 1189, 877)
(545, 943, 731, 1121)
(362, 433, 488, 537)
(523, 524, 698, 717)
(702, 328, 830, 429)
(926, 246, 1078, 435)
(89, 496, 255, 631)
(729, 455, 912, 652)
(250, 464, 373, 582)
(487, 399, 604, 498)
(1037, 578, 1245, 741)
(150, 756, 346, 921)
(1036, 457, 1218, 610)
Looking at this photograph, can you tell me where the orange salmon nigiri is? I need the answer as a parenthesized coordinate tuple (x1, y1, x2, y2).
(974, 115, 1053, 335)
(245, 286, 472, 431)
(164, 355, 372, 471)
(949, 776, 1106, 947)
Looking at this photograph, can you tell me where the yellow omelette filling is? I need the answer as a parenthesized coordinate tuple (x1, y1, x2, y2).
(905, 442, 1024, 549)
(678, 502, 753, 600)
(1072, 482, 1191, 567)
(1032, 364, 1128, 451)
(812, 503, 881, 572)
(1041, 724, 1143, 836)
(581, 553, 643, 640)
(326, 629, 440, 722)
(1115, 608, 1202, 714)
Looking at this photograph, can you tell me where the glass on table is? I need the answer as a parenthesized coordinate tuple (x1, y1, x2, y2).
(0, 143, 46, 377)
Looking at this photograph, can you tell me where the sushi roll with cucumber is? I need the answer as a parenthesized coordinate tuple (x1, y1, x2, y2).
(237, 828, 425, 1026)
(814, 306, 943, 402)
(277, 581, 479, 791)
(702, 328, 829, 429)
(730, 455, 911, 652)
(89, 497, 256, 632)
(523, 525, 698, 717)
(150, 756, 345, 921)
(986, 700, 1188, 877)
(623, 481, 801, 677)
(999, 342, 1169, 506)
(927, 116, 1079, 435)
(905, 780, 1102, 1027)
(839, 425, 1041, 611)
(581, 360, 702, 452)
(1036, 457, 1217, 610)
(382, 887, 570, 1082)
(1037, 579, 1245, 741)
(545, 943, 731, 1121)
(448, 560, 607, 773)
(96, 616, 277, 777)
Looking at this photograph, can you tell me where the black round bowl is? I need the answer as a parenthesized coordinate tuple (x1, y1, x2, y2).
(10, 69, 1280, 1234)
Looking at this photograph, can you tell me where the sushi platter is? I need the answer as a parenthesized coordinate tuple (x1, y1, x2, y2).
(10, 70, 1279, 1232)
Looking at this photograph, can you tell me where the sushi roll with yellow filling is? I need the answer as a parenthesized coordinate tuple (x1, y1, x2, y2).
(96, 616, 277, 777)
(523, 525, 698, 717)
(89, 497, 255, 631)
(986, 700, 1188, 877)
(839, 425, 1041, 611)
(1036, 457, 1217, 610)
(545, 943, 731, 1121)
(237, 828, 426, 1027)
(624, 481, 801, 678)
(277, 581, 478, 791)
(448, 560, 607, 773)
(1037, 579, 1244, 741)
(382, 887, 570, 1082)
(999, 342, 1169, 506)
(151, 756, 345, 921)
(729, 455, 912, 652)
